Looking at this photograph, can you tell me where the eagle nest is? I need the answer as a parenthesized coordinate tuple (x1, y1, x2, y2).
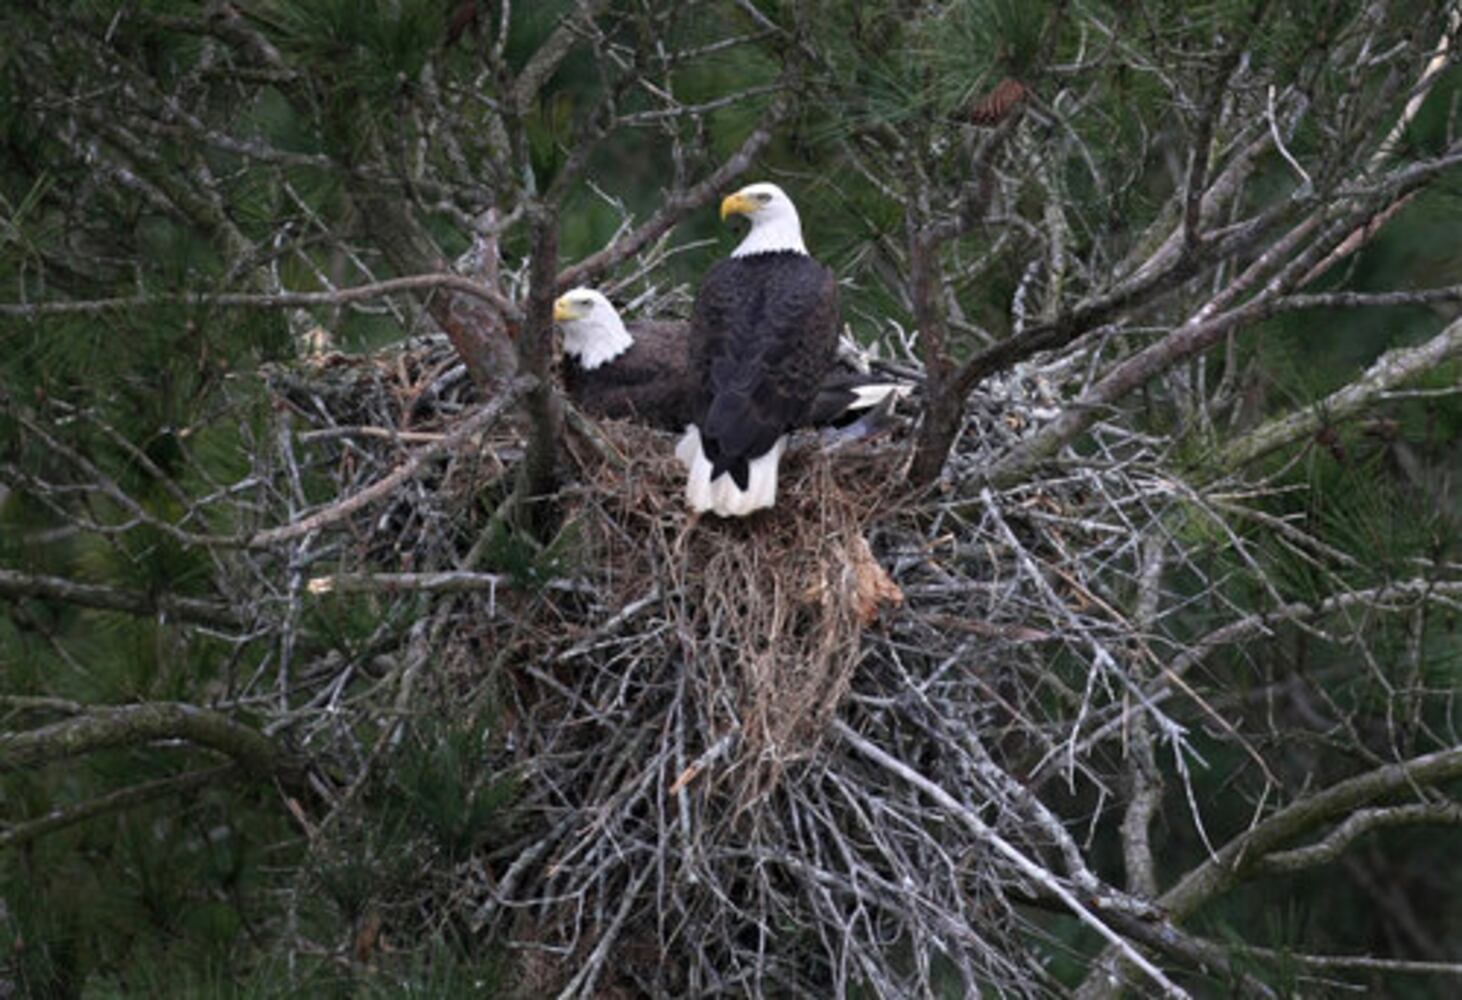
(567, 419, 907, 799)
(258, 331, 1192, 998)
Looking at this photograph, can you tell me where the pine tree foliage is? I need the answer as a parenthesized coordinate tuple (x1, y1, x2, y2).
(2, 0, 1461, 996)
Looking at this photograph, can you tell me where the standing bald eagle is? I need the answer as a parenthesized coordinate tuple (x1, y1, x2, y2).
(555, 288, 907, 434)
(677, 183, 839, 517)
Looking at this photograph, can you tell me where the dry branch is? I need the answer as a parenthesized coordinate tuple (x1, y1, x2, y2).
(834, 720, 1190, 1000)
(1161, 745, 1462, 921)
(1220, 314, 1462, 467)
(0, 567, 239, 629)
(0, 273, 523, 321)
(247, 377, 533, 548)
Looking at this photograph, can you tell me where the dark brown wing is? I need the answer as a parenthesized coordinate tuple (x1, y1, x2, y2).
(564, 320, 691, 431)
(688, 252, 839, 488)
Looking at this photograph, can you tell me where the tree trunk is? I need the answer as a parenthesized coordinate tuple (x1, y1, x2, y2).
(351, 185, 518, 394)
(907, 224, 960, 486)
(513, 211, 563, 538)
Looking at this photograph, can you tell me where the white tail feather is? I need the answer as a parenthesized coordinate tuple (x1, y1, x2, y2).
(847, 382, 913, 411)
(675, 425, 701, 468)
(677, 426, 718, 513)
(678, 427, 787, 517)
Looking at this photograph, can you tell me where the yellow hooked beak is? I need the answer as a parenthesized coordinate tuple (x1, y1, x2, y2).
(720, 191, 757, 221)
(552, 296, 576, 323)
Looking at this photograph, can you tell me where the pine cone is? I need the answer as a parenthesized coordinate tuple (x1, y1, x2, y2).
(968, 78, 1029, 125)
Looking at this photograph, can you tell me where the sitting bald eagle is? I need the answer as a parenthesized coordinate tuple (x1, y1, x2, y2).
(553, 287, 906, 434)
(677, 183, 839, 517)
(553, 288, 690, 429)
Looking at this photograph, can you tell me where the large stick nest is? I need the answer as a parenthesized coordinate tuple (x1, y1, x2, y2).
(256, 331, 1205, 997)
(570, 420, 906, 796)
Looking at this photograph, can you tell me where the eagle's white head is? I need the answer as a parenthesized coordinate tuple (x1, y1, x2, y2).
(553, 288, 634, 370)
(721, 182, 808, 258)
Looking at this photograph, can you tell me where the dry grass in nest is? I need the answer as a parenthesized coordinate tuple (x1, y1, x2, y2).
(565, 419, 907, 801)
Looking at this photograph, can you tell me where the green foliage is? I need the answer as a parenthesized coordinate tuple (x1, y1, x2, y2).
(1, 777, 294, 996)
(474, 514, 580, 591)
(815, 0, 1036, 137)
(388, 717, 519, 860)
(5, 885, 85, 1000)
(271, 0, 446, 105)
(309, 816, 421, 926)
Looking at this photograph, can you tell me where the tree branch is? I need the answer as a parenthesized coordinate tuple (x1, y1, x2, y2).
(247, 377, 533, 549)
(1275, 283, 1462, 312)
(0, 273, 522, 321)
(1059, 579, 1462, 771)
(834, 720, 1191, 1000)
(0, 568, 239, 629)
(349, 182, 520, 393)
(1257, 802, 1462, 874)
(0, 703, 297, 780)
(509, 0, 614, 115)
(1120, 535, 1167, 900)
(1220, 313, 1462, 467)
(306, 571, 590, 596)
(0, 764, 236, 850)
(1160, 745, 1462, 921)
(554, 90, 790, 290)
(1080, 910, 1279, 1000)
(514, 212, 565, 537)
(983, 200, 1380, 486)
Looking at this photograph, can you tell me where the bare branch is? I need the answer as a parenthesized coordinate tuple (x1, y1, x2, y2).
(306, 571, 589, 596)
(247, 377, 533, 549)
(1221, 313, 1462, 467)
(0, 273, 522, 323)
(1064, 579, 1462, 763)
(555, 90, 790, 290)
(0, 567, 239, 629)
(1276, 283, 1462, 312)
(1258, 802, 1462, 874)
(1160, 745, 1462, 921)
(834, 720, 1191, 1000)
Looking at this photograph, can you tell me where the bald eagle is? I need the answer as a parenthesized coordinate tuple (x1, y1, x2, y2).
(553, 288, 690, 430)
(554, 287, 906, 435)
(677, 183, 839, 517)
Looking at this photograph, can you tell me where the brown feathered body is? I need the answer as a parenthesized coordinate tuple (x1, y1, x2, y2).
(563, 319, 690, 431)
(567, 316, 900, 435)
(686, 251, 840, 491)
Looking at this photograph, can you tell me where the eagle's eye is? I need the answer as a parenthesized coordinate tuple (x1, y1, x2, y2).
(755, 192, 772, 203)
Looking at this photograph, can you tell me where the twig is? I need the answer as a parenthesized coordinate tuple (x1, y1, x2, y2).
(553, 864, 651, 1000)
(0, 272, 523, 322)
(248, 377, 534, 548)
(0, 764, 236, 850)
(0, 567, 239, 628)
(307, 571, 593, 596)
(834, 720, 1192, 1000)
